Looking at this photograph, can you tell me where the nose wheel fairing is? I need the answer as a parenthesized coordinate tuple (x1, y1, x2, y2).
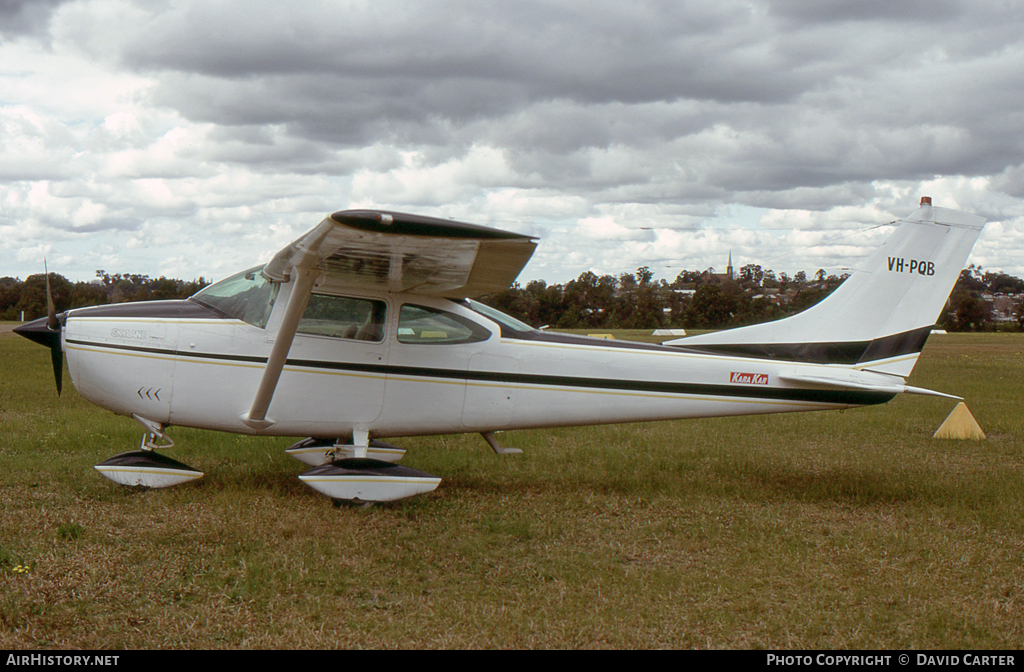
(94, 450, 204, 489)
(94, 416, 203, 489)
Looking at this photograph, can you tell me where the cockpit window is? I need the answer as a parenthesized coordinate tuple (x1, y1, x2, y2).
(398, 305, 491, 344)
(298, 294, 387, 342)
(191, 265, 278, 328)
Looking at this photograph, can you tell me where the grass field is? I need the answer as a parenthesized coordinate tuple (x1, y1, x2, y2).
(2, 326, 1023, 649)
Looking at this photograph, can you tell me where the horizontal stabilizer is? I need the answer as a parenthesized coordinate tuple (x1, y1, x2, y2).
(778, 372, 961, 400)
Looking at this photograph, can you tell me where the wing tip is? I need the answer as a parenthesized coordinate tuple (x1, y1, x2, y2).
(330, 209, 535, 241)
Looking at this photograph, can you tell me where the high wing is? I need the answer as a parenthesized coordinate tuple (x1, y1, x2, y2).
(262, 209, 537, 298)
(244, 210, 537, 430)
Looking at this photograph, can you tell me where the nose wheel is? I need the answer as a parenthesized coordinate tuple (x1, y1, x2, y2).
(94, 449, 204, 489)
(93, 415, 203, 489)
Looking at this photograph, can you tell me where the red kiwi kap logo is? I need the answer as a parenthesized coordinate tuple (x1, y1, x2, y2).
(730, 372, 768, 385)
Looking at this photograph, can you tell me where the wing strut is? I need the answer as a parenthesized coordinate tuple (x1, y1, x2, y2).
(242, 267, 318, 430)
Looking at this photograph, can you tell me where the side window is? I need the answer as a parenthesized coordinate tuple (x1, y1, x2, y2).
(298, 294, 387, 342)
(398, 305, 491, 345)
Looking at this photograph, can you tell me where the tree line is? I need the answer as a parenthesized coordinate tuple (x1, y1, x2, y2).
(482, 264, 1024, 332)
(483, 265, 844, 331)
(3, 264, 1021, 332)
(1, 271, 209, 321)
(944, 265, 1024, 331)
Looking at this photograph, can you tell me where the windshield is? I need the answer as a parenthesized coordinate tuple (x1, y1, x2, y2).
(191, 266, 279, 328)
(464, 299, 535, 335)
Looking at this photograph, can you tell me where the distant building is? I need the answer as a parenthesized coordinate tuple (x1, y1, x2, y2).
(991, 294, 1021, 322)
(699, 251, 736, 284)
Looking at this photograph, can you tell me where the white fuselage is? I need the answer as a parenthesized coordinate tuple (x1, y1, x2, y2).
(61, 281, 894, 441)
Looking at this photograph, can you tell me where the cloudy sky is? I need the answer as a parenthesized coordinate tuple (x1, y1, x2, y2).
(3, 0, 1024, 286)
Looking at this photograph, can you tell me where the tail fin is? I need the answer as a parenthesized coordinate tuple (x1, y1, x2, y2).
(666, 200, 986, 377)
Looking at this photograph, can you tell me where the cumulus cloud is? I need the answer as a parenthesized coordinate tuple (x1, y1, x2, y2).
(2, 0, 1024, 283)
(0, 0, 71, 38)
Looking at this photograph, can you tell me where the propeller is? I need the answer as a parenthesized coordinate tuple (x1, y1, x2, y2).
(13, 261, 65, 395)
(45, 260, 59, 331)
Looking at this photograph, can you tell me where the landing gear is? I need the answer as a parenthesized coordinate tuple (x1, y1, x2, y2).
(93, 450, 204, 488)
(300, 458, 441, 504)
(480, 431, 522, 455)
(284, 437, 406, 465)
(287, 430, 440, 504)
(93, 416, 204, 488)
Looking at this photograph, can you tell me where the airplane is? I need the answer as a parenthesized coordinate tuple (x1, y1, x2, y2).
(14, 197, 986, 504)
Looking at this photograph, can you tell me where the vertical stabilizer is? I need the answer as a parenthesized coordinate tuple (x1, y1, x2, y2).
(666, 200, 986, 376)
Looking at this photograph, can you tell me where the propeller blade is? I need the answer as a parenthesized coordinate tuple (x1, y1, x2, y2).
(50, 342, 64, 396)
(13, 261, 66, 396)
(45, 259, 59, 331)
(12, 316, 65, 395)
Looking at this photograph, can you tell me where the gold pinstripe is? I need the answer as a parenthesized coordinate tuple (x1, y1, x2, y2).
(94, 467, 203, 477)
